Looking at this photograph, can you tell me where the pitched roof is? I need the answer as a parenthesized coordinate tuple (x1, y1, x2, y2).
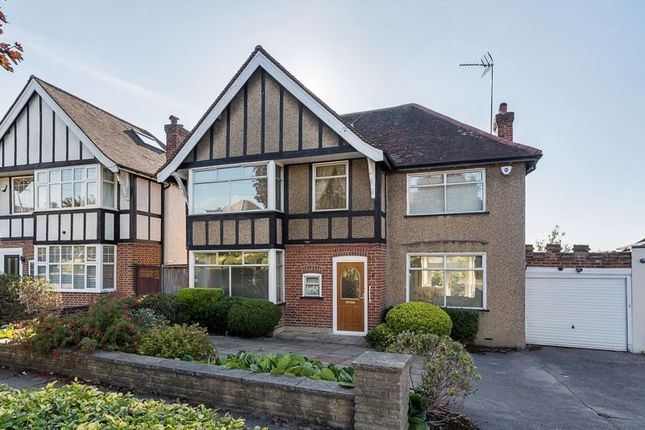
(341, 103, 542, 170)
(34, 77, 166, 177)
(157, 46, 383, 180)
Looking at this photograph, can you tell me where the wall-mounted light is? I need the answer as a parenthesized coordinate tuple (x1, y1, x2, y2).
(640, 258, 645, 264)
(0, 184, 7, 192)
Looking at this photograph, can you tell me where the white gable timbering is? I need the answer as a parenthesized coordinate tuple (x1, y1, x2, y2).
(0, 93, 95, 169)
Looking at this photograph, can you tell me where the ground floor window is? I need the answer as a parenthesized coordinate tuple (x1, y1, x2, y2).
(407, 253, 485, 309)
(191, 249, 284, 303)
(33, 244, 116, 291)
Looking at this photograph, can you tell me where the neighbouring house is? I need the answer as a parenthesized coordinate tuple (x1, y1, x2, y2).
(0, 76, 167, 307)
(158, 46, 542, 347)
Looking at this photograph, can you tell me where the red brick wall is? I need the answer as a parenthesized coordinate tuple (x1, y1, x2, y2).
(283, 243, 386, 331)
(115, 242, 163, 299)
(526, 244, 631, 268)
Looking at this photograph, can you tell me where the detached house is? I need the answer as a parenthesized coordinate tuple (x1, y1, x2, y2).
(0, 77, 165, 307)
(155, 46, 541, 347)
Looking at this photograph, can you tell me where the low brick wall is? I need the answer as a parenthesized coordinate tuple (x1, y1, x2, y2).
(0, 345, 411, 430)
(526, 244, 631, 268)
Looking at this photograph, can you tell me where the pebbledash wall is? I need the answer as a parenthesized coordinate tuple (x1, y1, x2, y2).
(284, 243, 386, 330)
(0, 346, 412, 430)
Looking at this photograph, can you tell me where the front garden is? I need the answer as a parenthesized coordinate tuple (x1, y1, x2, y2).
(0, 274, 482, 429)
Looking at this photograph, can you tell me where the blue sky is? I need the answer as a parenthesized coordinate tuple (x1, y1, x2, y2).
(1, 1, 643, 250)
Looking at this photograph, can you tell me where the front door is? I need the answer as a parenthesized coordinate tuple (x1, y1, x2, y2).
(3, 255, 20, 276)
(336, 261, 365, 333)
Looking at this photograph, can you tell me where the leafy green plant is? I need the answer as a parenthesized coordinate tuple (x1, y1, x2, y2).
(409, 392, 430, 430)
(178, 288, 224, 329)
(138, 324, 216, 361)
(210, 296, 245, 334)
(365, 323, 396, 351)
(388, 331, 480, 424)
(0, 275, 61, 324)
(217, 351, 354, 387)
(0, 323, 15, 339)
(139, 293, 181, 324)
(385, 302, 452, 337)
(0, 381, 262, 429)
(441, 307, 480, 343)
(130, 308, 169, 332)
(227, 299, 281, 338)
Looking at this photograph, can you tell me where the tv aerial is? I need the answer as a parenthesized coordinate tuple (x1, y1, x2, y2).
(460, 52, 495, 133)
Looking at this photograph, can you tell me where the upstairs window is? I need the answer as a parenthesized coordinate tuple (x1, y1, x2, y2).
(12, 176, 34, 213)
(35, 166, 99, 209)
(313, 161, 348, 211)
(407, 170, 484, 215)
(191, 162, 283, 214)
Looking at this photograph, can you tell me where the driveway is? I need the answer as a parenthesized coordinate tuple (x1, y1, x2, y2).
(464, 347, 645, 430)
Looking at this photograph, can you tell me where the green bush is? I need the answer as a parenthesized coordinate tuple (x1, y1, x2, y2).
(442, 307, 480, 343)
(139, 293, 181, 324)
(130, 308, 169, 332)
(227, 299, 282, 338)
(0, 275, 61, 324)
(218, 351, 355, 387)
(385, 302, 452, 337)
(388, 331, 480, 422)
(178, 288, 224, 328)
(365, 323, 396, 351)
(138, 323, 216, 361)
(0, 381, 259, 429)
(210, 296, 245, 335)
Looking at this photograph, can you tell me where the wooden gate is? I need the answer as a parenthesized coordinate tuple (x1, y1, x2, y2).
(134, 265, 161, 296)
(162, 265, 187, 295)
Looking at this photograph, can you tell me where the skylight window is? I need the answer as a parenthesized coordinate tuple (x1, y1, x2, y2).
(131, 130, 164, 151)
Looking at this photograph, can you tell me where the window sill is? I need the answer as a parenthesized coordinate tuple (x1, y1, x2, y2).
(444, 307, 489, 312)
(300, 295, 324, 300)
(405, 210, 490, 218)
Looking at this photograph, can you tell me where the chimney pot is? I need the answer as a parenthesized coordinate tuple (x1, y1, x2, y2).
(169, 115, 179, 125)
(164, 115, 189, 163)
(494, 101, 515, 141)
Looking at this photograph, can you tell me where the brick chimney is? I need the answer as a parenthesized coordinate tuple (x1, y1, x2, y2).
(493, 102, 515, 141)
(164, 115, 189, 162)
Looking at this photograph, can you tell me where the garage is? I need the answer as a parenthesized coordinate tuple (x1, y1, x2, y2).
(525, 267, 632, 351)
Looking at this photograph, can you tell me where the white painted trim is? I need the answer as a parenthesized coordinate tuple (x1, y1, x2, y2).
(0, 247, 23, 275)
(171, 172, 188, 205)
(0, 79, 118, 172)
(332, 256, 368, 336)
(312, 160, 349, 212)
(367, 158, 376, 200)
(406, 252, 487, 310)
(406, 168, 486, 216)
(158, 50, 383, 182)
(10, 175, 35, 215)
(302, 273, 322, 297)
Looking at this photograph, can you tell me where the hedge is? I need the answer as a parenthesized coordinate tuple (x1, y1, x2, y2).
(177, 288, 224, 329)
(442, 307, 480, 343)
(227, 299, 282, 338)
(385, 302, 452, 337)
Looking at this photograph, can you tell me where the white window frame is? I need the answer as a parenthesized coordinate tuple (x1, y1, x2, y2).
(302, 273, 322, 297)
(312, 160, 349, 212)
(11, 175, 35, 214)
(406, 168, 486, 216)
(189, 249, 283, 304)
(188, 161, 283, 215)
(34, 164, 116, 211)
(33, 244, 116, 292)
(406, 252, 487, 310)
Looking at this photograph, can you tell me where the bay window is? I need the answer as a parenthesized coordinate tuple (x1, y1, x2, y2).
(407, 253, 485, 309)
(191, 161, 283, 214)
(407, 169, 485, 215)
(191, 249, 284, 303)
(34, 245, 116, 291)
(312, 161, 348, 211)
(12, 176, 34, 213)
(35, 165, 116, 210)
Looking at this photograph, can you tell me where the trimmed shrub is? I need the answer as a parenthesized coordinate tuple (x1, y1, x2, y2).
(139, 293, 181, 324)
(138, 323, 216, 361)
(178, 288, 224, 328)
(442, 307, 480, 343)
(388, 331, 480, 422)
(210, 296, 245, 335)
(0, 382, 254, 429)
(385, 302, 452, 337)
(227, 299, 282, 338)
(365, 323, 396, 351)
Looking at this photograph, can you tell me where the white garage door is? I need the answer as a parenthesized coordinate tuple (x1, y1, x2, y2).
(526, 268, 631, 351)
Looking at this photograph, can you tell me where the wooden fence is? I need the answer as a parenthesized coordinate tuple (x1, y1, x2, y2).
(161, 265, 187, 295)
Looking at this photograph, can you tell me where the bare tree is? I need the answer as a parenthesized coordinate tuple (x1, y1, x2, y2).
(535, 225, 572, 252)
(0, 1, 23, 72)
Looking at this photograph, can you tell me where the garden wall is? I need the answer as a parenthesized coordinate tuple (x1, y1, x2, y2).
(0, 345, 411, 430)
